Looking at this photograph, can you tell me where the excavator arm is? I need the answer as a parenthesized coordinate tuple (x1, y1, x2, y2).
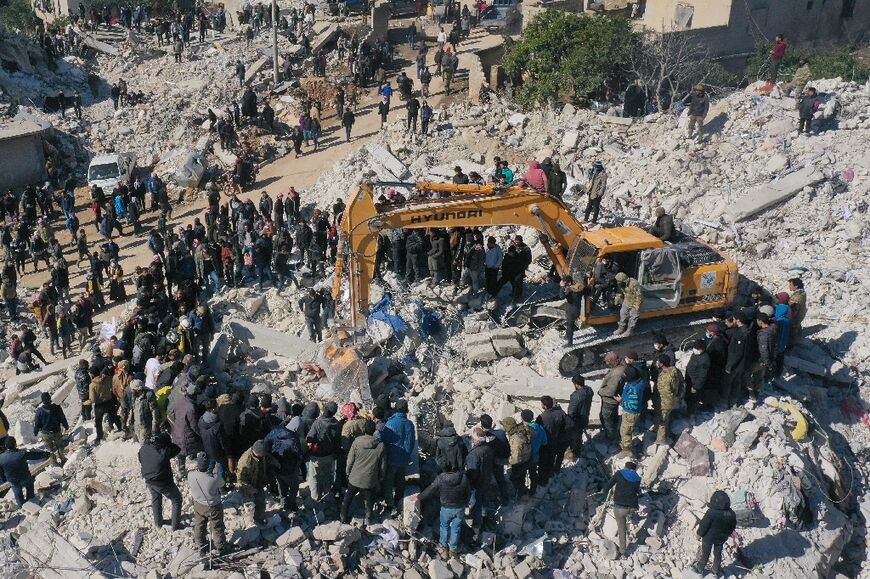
(332, 182, 586, 327)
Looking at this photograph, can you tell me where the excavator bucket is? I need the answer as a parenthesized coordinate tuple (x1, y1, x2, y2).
(316, 336, 372, 404)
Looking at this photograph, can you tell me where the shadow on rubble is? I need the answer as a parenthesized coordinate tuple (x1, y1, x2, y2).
(702, 112, 728, 136)
(741, 529, 812, 566)
(253, 175, 283, 188)
(92, 538, 137, 576)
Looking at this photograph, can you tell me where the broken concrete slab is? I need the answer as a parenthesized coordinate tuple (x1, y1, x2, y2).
(228, 320, 319, 362)
(366, 143, 410, 181)
(243, 56, 270, 86)
(18, 522, 102, 579)
(642, 443, 669, 486)
(602, 115, 633, 126)
(729, 165, 824, 222)
(494, 375, 576, 402)
(4, 356, 79, 394)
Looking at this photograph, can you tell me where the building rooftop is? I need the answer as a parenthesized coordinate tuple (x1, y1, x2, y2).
(0, 113, 52, 141)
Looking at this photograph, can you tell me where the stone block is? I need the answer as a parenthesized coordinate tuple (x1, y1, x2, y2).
(513, 560, 532, 579)
(508, 113, 528, 128)
(428, 559, 455, 579)
(276, 526, 306, 547)
(467, 342, 498, 364)
(680, 478, 712, 505)
(561, 130, 579, 150)
(491, 338, 524, 358)
(313, 521, 359, 542)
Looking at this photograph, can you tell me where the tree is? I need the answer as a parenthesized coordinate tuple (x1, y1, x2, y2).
(629, 28, 738, 110)
(746, 42, 868, 84)
(0, 0, 37, 32)
(502, 10, 639, 108)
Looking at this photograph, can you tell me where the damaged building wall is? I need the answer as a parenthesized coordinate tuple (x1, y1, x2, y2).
(639, 0, 870, 59)
(0, 115, 50, 191)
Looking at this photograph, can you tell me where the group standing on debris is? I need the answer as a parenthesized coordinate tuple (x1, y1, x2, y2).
(0, 6, 829, 574)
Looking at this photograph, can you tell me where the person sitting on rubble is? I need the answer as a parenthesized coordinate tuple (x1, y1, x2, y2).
(520, 160, 548, 192)
(650, 207, 675, 241)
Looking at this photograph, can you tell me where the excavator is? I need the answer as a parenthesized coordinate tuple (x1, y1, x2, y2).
(332, 181, 739, 332)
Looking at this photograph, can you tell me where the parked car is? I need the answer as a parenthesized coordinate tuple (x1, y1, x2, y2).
(480, 0, 520, 32)
(87, 153, 136, 190)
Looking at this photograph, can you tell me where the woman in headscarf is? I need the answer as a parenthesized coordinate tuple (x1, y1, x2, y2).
(108, 258, 126, 302)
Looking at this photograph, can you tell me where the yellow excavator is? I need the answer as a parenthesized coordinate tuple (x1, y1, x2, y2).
(332, 181, 738, 329)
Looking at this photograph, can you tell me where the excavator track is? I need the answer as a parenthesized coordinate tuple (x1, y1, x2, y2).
(556, 313, 713, 376)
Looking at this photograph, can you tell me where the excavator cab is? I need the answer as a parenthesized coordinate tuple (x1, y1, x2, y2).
(638, 247, 683, 310)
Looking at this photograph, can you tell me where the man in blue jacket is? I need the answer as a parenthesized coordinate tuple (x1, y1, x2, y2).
(381, 399, 416, 515)
(0, 437, 38, 507)
(602, 461, 641, 556)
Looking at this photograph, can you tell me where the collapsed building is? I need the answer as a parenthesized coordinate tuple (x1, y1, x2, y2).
(1, 4, 870, 578)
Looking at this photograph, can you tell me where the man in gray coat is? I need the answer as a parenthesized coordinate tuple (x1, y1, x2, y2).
(188, 452, 226, 554)
(340, 420, 384, 524)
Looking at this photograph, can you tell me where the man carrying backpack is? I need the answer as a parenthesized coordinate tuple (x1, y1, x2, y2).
(602, 461, 641, 556)
(502, 417, 532, 497)
(618, 366, 645, 458)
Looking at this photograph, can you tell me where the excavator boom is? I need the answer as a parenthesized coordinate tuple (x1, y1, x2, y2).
(333, 182, 586, 327)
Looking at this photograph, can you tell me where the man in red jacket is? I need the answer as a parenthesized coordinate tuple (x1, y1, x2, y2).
(769, 34, 787, 83)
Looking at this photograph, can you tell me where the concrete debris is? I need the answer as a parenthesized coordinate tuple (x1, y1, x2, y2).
(2, 9, 869, 576)
(728, 165, 825, 222)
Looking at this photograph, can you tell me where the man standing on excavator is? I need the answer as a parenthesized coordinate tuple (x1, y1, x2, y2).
(613, 272, 642, 337)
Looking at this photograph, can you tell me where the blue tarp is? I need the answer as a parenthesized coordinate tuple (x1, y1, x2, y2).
(368, 293, 409, 334)
(416, 299, 443, 340)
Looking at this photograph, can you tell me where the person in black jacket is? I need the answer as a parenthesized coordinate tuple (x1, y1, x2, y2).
(238, 397, 267, 451)
(0, 437, 38, 507)
(693, 490, 737, 574)
(749, 312, 777, 400)
(723, 313, 749, 408)
(33, 392, 69, 466)
(434, 424, 466, 473)
(414, 462, 470, 559)
(306, 401, 341, 501)
(217, 392, 244, 482)
(536, 395, 568, 486)
(685, 339, 711, 420)
(704, 324, 727, 406)
(198, 400, 227, 479)
(139, 432, 183, 529)
(566, 375, 593, 456)
(466, 427, 495, 539)
(602, 461, 641, 555)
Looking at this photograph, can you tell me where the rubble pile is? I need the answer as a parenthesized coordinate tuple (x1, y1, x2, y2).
(3, 13, 870, 571)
